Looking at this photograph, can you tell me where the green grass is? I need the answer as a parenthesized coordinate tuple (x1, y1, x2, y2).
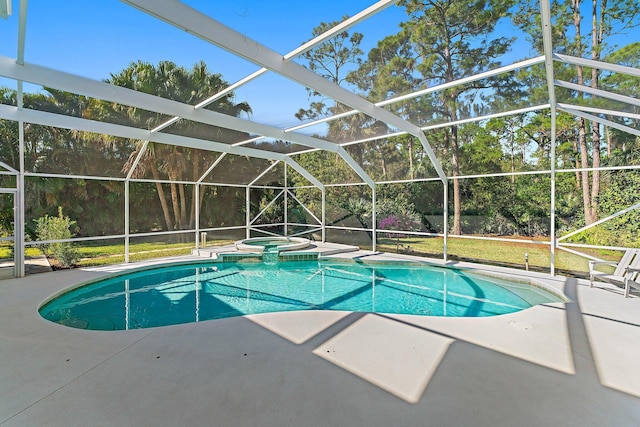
(377, 236, 620, 275)
(76, 242, 197, 258)
(74, 240, 235, 267)
(75, 248, 195, 267)
(0, 239, 235, 267)
(0, 246, 44, 258)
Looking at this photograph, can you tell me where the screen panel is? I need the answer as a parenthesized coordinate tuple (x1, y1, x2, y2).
(25, 177, 125, 238)
(252, 161, 284, 187)
(344, 135, 443, 182)
(23, 124, 135, 178)
(326, 228, 372, 250)
(128, 232, 195, 263)
(291, 150, 366, 185)
(450, 174, 551, 238)
(249, 188, 284, 230)
(199, 228, 244, 248)
(129, 181, 179, 233)
(0, 116, 19, 171)
(326, 185, 372, 229)
(199, 184, 246, 228)
(72, 237, 126, 268)
(375, 233, 444, 260)
(0, 78, 17, 107)
(558, 169, 640, 249)
(0, 191, 14, 279)
(203, 155, 276, 186)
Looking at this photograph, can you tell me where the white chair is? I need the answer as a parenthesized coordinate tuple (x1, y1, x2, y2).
(589, 249, 640, 297)
(625, 265, 640, 298)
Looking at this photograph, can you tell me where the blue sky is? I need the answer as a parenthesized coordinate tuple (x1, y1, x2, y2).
(1, 1, 637, 130)
(1, 1, 409, 128)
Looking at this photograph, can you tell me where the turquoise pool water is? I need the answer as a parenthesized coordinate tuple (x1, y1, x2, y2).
(39, 260, 565, 331)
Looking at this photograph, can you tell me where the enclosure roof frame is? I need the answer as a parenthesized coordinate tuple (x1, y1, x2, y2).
(0, 0, 638, 188)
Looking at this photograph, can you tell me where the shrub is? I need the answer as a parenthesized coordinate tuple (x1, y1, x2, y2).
(34, 207, 79, 268)
(378, 213, 421, 238)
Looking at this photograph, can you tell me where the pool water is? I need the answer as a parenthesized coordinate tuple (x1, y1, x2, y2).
(39, 260, 565, 331)
(236, 237, 310, 253)
(244, 238, 288, 248)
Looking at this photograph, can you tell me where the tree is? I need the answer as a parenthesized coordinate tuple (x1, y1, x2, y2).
(296, 17, 364, 124)
(107, 61, 251, 231)
(294, 18, 379, 225)
(515, 0, 640, 226)
(354, 0, 515, 234)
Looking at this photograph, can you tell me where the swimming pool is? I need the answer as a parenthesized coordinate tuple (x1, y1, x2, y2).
(39, 260, 566, 331)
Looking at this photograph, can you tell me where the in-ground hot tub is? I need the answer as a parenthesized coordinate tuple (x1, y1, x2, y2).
(235, 236, 311, 253)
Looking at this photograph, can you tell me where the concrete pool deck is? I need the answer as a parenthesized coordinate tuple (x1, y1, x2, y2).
(1, 251, 639, 426)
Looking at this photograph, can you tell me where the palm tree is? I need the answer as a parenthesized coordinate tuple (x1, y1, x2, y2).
(106, 61, 252, 231)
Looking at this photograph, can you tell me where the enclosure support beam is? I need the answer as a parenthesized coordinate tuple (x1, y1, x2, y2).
(124, 180, 130, 262)
(443, 181, 448, 262)
(13, 0, 28, 277)
(335, 147, 375, 189)
(17, 0, 27, 65)
(372, 186, 377, 252)
(251, 190, 285, 226)
(123, 141, 150, 262)
(558, 103, 640, 121)
(285, 57, 546, 137)
(558, 106, 640, 138)
(293, 104, 551, 158)
(16, 82, 25, 277)
(282, 158, 324, 191)
(126, 141, 149, 181)
(0, 161, 17, 173)
(248, 161, 280, 187)
(555, 53, 640, 78)
(288, 190, 322, 226)
(197, 153, 228, 186)
(321, 189, 326, 243)
(245, 186, 250, 240)
(284, 164, 288, 237)
(556, 80, 640, 109)
(195, 183, 200, 249)
(0, 55, 339, 192)
(0, 105, 309, 164)
(540, 0, 558, 276)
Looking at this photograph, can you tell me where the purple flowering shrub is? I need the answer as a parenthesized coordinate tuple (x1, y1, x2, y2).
(377, 211, 421, 238)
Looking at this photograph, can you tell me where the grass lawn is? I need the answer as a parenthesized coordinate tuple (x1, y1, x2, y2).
(0, 240, 235, 268)
(74, 240, 236, 267)
(377, 236, 620, 275)
(0, 246, 45, 258)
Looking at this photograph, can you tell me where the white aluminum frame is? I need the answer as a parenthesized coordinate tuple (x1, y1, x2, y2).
(540, 0, 558, 275)
(121, 0, 443, 185)
(0, 0, 638, 278)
